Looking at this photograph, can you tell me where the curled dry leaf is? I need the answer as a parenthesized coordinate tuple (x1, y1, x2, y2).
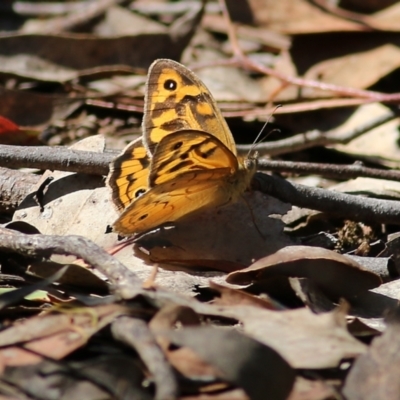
(209, 281, 279, 310)
(28, 261, 109, 293)
(226, 245, 382, 299)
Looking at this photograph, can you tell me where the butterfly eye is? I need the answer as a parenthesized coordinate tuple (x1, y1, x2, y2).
(164, 79, 177, 91)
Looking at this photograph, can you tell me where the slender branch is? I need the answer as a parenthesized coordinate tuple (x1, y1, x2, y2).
(0, 230, 142, 295)
(254, 173, 400, 225)
(257, 160, 400, 182)
(0, 145, 111, 175)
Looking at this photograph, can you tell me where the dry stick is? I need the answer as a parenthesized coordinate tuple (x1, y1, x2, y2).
(111, 317, 178, 400)
(0, 230, 142, 296)
(0, 145, 111, 176)
(255, 173, 400, 225)
(257, 160, 400, 182)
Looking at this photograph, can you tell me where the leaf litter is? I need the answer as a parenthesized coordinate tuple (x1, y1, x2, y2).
(1, 0, 400, 399)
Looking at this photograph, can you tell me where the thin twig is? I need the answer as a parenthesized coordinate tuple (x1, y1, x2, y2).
(254, 173, 400, 225)
(257, 160, 400, 182)
(0, 145, 111, 175)
(0, 229, 142, 295)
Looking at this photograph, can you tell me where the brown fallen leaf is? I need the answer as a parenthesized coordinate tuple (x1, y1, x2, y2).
(0, 303, 127, 372)
(187, 302, 367, 369)
(226, 245, 382, 299)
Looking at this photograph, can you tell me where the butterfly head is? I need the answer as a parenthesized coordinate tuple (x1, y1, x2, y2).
(244, 152, 258, 173)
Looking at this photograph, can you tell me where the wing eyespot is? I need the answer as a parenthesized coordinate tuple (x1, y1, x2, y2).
(135, 189, 146, 198)
(164, 79, 177, 91)
(173, 142, 183, 150)
(180, 153, 189, 160)
(138, 214, 148, 221)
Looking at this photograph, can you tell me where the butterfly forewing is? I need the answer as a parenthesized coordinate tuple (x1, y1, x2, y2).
(148, 130, 239, 186)
(143, 59, 236, 155)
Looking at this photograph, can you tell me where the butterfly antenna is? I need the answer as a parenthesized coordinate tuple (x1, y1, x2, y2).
(247, 105, 282, 158)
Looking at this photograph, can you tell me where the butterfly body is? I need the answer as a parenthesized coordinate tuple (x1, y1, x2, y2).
(108, 59, 257, 236)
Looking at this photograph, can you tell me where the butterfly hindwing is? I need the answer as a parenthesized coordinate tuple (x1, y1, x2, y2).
(107, 138, 150, 211)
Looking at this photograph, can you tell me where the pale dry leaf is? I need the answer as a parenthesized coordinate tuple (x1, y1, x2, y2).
(191, 49, 267, 103)
(0, 54, 77, 83)
(248, 0, 365, 33)
(302, 44, 400, 98)
(13, 135, 119, 253)
(331, 178, 400, 200)
(95, 5, 167, 36)
(214, 305, 367, 369)
(331, 103, 400, 167)
(259, 51, 299, 102)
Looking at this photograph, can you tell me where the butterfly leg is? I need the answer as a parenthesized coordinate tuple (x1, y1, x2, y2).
(142, 264, 159, 290)
(239, 194, 266, 240)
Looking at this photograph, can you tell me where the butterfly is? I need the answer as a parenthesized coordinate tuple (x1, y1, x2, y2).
(107, 59, 257, 236)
